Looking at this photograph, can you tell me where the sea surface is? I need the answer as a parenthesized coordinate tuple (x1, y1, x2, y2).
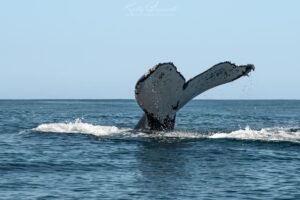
(1, 100, 300, 199)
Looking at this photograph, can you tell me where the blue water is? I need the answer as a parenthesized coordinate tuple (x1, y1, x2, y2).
(1, 100, 300, 199)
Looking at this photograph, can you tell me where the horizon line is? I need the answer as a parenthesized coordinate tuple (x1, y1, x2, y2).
(0, 98, 300, 101)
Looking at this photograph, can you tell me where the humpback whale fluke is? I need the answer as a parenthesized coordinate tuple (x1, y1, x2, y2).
(135, 62, 255, 131)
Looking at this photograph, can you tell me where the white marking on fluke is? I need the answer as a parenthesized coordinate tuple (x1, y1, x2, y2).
(134, 62, 255, 131)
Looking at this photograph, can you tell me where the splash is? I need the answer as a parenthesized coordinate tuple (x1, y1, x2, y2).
(32, 119, 130, 136)
(209, 126, 300, 142)
(31, 120, 300, 143)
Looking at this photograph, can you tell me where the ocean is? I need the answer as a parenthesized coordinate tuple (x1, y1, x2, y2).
(0, 100, 300, 199)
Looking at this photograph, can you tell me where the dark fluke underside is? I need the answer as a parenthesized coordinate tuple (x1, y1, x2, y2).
(135, 62, 255, 131)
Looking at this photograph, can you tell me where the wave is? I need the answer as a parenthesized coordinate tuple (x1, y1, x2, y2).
(31, 119, 300, 143)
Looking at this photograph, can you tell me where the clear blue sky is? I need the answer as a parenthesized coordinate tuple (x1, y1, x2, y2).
(0, 0, 299, 99)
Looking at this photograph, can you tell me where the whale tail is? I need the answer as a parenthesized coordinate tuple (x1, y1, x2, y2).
(135, 62, 255, 131)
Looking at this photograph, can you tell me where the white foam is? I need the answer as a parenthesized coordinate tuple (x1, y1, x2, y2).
(31, 120, 300, 143)
(134, 131, 206, 139)
(32, 119, 130, 136)
(209, 126, 300, 142)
